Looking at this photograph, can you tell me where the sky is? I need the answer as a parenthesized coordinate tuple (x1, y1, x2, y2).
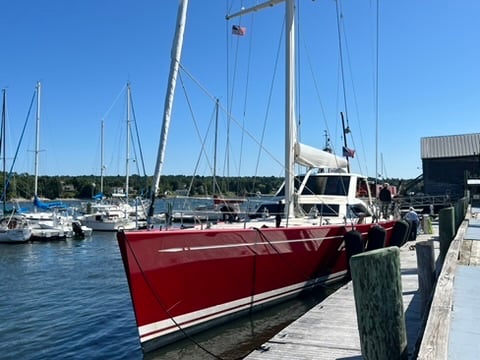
(1, 0, 479, 181)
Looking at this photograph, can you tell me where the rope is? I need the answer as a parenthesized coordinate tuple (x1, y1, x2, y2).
(123, 233, 229, 359)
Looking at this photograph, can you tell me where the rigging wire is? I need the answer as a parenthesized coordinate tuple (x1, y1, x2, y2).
(176, 72, 218, 200)
(252, 17, 285, 192)
(336, 0, 370, 175)
(3, 89, 36, 199)
(334, 0, 357, 173)
(177, 63, 285, 172)
(129, 91, 148, 178)
(102, 84, 127, 121)
(335, 0, 378, 176)
(225, 1, 248, 182)
(236, 11, 255, 193)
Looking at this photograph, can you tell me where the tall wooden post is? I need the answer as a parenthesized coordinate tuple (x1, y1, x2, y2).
(439, 207, 455, 259)
(350, 247, 407, 359)
(416, 241, 436, 315)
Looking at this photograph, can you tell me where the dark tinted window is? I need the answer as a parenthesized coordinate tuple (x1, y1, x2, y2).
(277, 175, 350, 196)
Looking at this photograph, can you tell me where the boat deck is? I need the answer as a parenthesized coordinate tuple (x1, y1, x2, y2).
(245, 222, 440, 359)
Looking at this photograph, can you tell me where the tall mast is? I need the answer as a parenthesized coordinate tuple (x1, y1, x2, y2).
(34, 81, 41, 200)
(100, 119, 105, 194)
(341, 112, 351, 172)
(284, 0, 296, 220)
(213, 98, 219, 194)
(126, 82, 131, 200)
(1, 89, 6, 212)
(148, 0, 189, 219)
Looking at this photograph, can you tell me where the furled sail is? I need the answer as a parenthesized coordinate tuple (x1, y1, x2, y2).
(294, 142, 348, 169)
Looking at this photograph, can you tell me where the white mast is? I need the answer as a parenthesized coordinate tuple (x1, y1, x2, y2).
(34, 81, 41, 200)
(284, 0, 296, 219)
(126, 82, 131, 200)
(151, 0, 189, 199)
(100, 119, 105, 194)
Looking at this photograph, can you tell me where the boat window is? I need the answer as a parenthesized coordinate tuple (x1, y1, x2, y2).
(301, 176, 350, 196)
(276, 175, 350, 196)
(347, 203, 371, 218)
(303, 204, 340, 216)
(356, 178, 369, 197)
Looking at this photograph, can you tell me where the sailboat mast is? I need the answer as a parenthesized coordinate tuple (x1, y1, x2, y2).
(213, 98, 219, 195)
(284, 0, 296, 220)
(126, 82, 131, 200)
(1, 89, 6, 212)
(341, 112, 351, 172)
(34, 81, 41, 199)
(100, 119, 105, 194)
(148, 0, 189, 218)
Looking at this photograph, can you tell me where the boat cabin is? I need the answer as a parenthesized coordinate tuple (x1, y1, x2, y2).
(252, 172, 374, 222)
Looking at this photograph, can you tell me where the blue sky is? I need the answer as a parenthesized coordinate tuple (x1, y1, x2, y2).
(1, 0, 479, 180)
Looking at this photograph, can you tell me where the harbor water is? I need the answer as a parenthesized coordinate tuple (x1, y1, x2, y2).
(0, 200, 340, 359)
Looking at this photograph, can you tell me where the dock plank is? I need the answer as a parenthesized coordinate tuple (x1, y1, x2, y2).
(417, 220, 468, 360)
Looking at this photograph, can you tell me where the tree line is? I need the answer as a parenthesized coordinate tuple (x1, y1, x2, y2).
(2, 173, 285, 200)
(2, 173, 417, 201)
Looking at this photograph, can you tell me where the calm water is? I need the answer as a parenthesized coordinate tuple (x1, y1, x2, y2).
(1, 200, 340, 359)
(0, 233, 142, 360)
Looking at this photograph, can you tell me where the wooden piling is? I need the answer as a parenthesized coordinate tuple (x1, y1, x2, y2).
(439, 207, 455, 259)
(350, 247, 407, 360)
(415, 241, 436, 315)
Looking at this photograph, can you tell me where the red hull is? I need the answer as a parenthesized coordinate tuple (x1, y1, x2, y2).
(117, 221, 395, 351)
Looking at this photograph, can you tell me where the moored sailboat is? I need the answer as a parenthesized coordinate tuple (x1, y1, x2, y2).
(117, 0, 397, 353)
(77, 84, 147, 232)
(18, 82, 91, 240)
(0, 88, 32, 243)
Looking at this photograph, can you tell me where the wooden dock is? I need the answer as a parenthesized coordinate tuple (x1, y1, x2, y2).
(417, 211, 480, 359)
(245, 224, 441, 360)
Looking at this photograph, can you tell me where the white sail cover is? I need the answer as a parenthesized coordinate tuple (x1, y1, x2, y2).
(294, 142, 348, 169)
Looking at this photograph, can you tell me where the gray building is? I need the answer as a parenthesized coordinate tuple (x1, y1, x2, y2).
(421, 133, 480, 199)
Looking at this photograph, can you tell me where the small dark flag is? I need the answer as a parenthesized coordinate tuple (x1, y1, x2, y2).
(232, 25, 246, 36)
(342, 146, 355, 158)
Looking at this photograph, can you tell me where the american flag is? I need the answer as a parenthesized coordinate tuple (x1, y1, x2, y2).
(342, 146, 355, 158)
(232, 25, 246, 36)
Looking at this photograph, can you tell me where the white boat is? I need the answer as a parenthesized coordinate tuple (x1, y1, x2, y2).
(14, 82, 92, 240)
(78, 84, 147, 232)
(0, 214, 32, 243)
(0, 89, 32, 243)
(78, 194, 140, 232)
(77, 208, 137, 232)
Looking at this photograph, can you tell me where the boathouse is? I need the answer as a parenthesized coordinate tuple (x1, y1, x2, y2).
(421, 133, 480, 199)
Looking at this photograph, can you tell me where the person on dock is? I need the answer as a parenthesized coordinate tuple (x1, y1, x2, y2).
(404, 207, 420, 240)
(379, 183, 392, 219)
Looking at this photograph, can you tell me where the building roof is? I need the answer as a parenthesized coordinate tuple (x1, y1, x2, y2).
(421, 133, 480, 159)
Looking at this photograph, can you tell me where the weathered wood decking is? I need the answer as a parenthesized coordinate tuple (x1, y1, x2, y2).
(245, 226, 440, 360)
(418, 212, 480, 359)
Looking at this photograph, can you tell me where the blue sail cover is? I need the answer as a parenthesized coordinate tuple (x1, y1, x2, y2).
(33, 196, 66, 210)
(92, 192, 104, 201)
